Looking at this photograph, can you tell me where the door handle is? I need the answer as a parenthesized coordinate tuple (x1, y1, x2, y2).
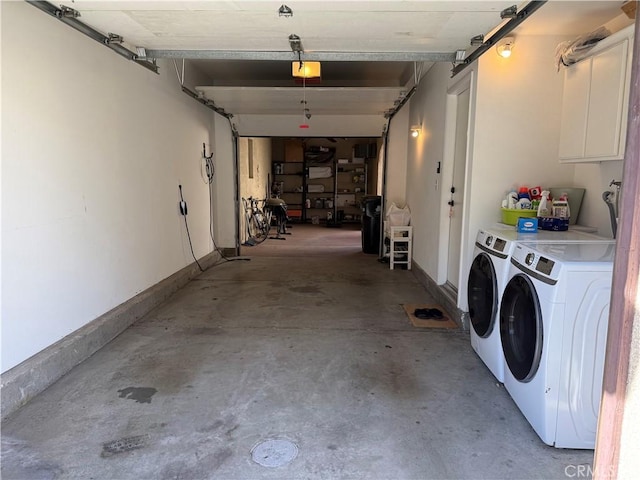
(448, 200, 454, 206)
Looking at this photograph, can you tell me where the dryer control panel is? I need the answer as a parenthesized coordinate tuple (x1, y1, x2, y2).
(523, 252, 555, 275)
(536, 256, 555, 275)
(511, 244, 559, 284)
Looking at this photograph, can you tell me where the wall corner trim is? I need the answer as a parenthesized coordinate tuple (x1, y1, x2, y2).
(0, 252, 219, 420)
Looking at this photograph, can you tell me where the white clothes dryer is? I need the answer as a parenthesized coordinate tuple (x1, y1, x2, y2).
(499, 242, 616, 448)
(467, 226, 612, 383)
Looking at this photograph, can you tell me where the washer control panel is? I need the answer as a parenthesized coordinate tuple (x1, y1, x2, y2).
(476, 230, 509, 254)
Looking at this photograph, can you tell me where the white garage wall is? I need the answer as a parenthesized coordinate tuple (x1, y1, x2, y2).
(1, 2, 229, 372)
(212, 114, 238, 249)
(405, 63, 452, 281)
(572, 161, 624, 237)
(384, 105, 409, 209)
(469, 35, 576, 239)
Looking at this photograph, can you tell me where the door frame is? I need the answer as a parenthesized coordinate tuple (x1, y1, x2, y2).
(437, 70, 475, 310)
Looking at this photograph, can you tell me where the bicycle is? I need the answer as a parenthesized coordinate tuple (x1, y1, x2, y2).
(242, 196, 272, 244)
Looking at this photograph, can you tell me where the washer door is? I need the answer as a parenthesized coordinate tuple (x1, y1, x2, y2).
(467, 253, 498, 338)
(500, 274, 543, 382)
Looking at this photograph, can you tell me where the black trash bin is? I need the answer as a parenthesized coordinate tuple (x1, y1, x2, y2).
(361, 195, 382, 254)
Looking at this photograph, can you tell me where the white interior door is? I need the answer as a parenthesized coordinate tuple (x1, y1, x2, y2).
(446, 87, 470, 290)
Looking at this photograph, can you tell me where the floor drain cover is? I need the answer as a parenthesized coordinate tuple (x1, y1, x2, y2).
(251, 439, 298, 468)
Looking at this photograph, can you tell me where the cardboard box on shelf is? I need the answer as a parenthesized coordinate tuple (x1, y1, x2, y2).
(284, 140, 304, 162)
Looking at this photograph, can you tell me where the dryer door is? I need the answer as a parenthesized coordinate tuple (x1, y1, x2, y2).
(500, 274, 543, 382)
(467, 253, 498, 338)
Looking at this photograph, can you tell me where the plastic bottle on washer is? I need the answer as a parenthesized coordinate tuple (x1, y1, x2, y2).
(537, 191, 551, 217)
(552, 193, 570, 219)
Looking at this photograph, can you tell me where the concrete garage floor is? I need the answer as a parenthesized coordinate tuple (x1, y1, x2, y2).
(1, 224, 593, 479)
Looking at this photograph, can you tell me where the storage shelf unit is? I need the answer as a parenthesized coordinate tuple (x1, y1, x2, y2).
(272, 161, 305, 221)
(271, 139, 378, 225)
(305, 146, 336, 224)
(336, 162, 367, 223)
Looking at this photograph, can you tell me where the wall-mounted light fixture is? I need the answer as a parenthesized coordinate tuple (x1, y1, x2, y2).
(496, 37, 515, 58)
(292, 61, 321, 79)
(410, 125, 421, 138)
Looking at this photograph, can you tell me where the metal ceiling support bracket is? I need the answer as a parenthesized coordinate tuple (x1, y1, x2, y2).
(173, 59, 186, 86)
(384, 85, 417, 119)
(26, 0, 159, 74)
(278, 5, 293, 18)
(500, 5, 518, 19)
(145, 49, 456, 63)
(470, 35, 485, 46)
(58, 5, 80, 18)
(451, 0, 547, 77)
(181, 86, 233, 119)
(106, 33, 124, 45)
(289, 34, 303, 53)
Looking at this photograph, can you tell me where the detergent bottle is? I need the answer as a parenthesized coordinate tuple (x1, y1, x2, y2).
(517, 187, 530, 201)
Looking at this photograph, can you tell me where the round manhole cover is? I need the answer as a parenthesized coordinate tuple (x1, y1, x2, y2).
(251, 439, 298, 468)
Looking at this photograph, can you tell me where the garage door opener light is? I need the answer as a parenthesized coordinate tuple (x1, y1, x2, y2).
(292, 61, 321, 79)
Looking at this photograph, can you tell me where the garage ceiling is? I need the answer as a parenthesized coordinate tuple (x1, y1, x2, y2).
(39, 1, 628, 117)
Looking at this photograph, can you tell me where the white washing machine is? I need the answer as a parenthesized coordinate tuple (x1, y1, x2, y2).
(467, 226, 612, 383)
(468, 229, 517, 382)
(499, 241, 616, 448)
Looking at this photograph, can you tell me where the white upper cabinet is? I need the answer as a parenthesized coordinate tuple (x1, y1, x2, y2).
(558, 26, 633, 163)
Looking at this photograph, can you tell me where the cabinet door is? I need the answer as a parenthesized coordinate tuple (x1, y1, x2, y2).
(585, 40, 628, 159)
(558, 58, 591, 160)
